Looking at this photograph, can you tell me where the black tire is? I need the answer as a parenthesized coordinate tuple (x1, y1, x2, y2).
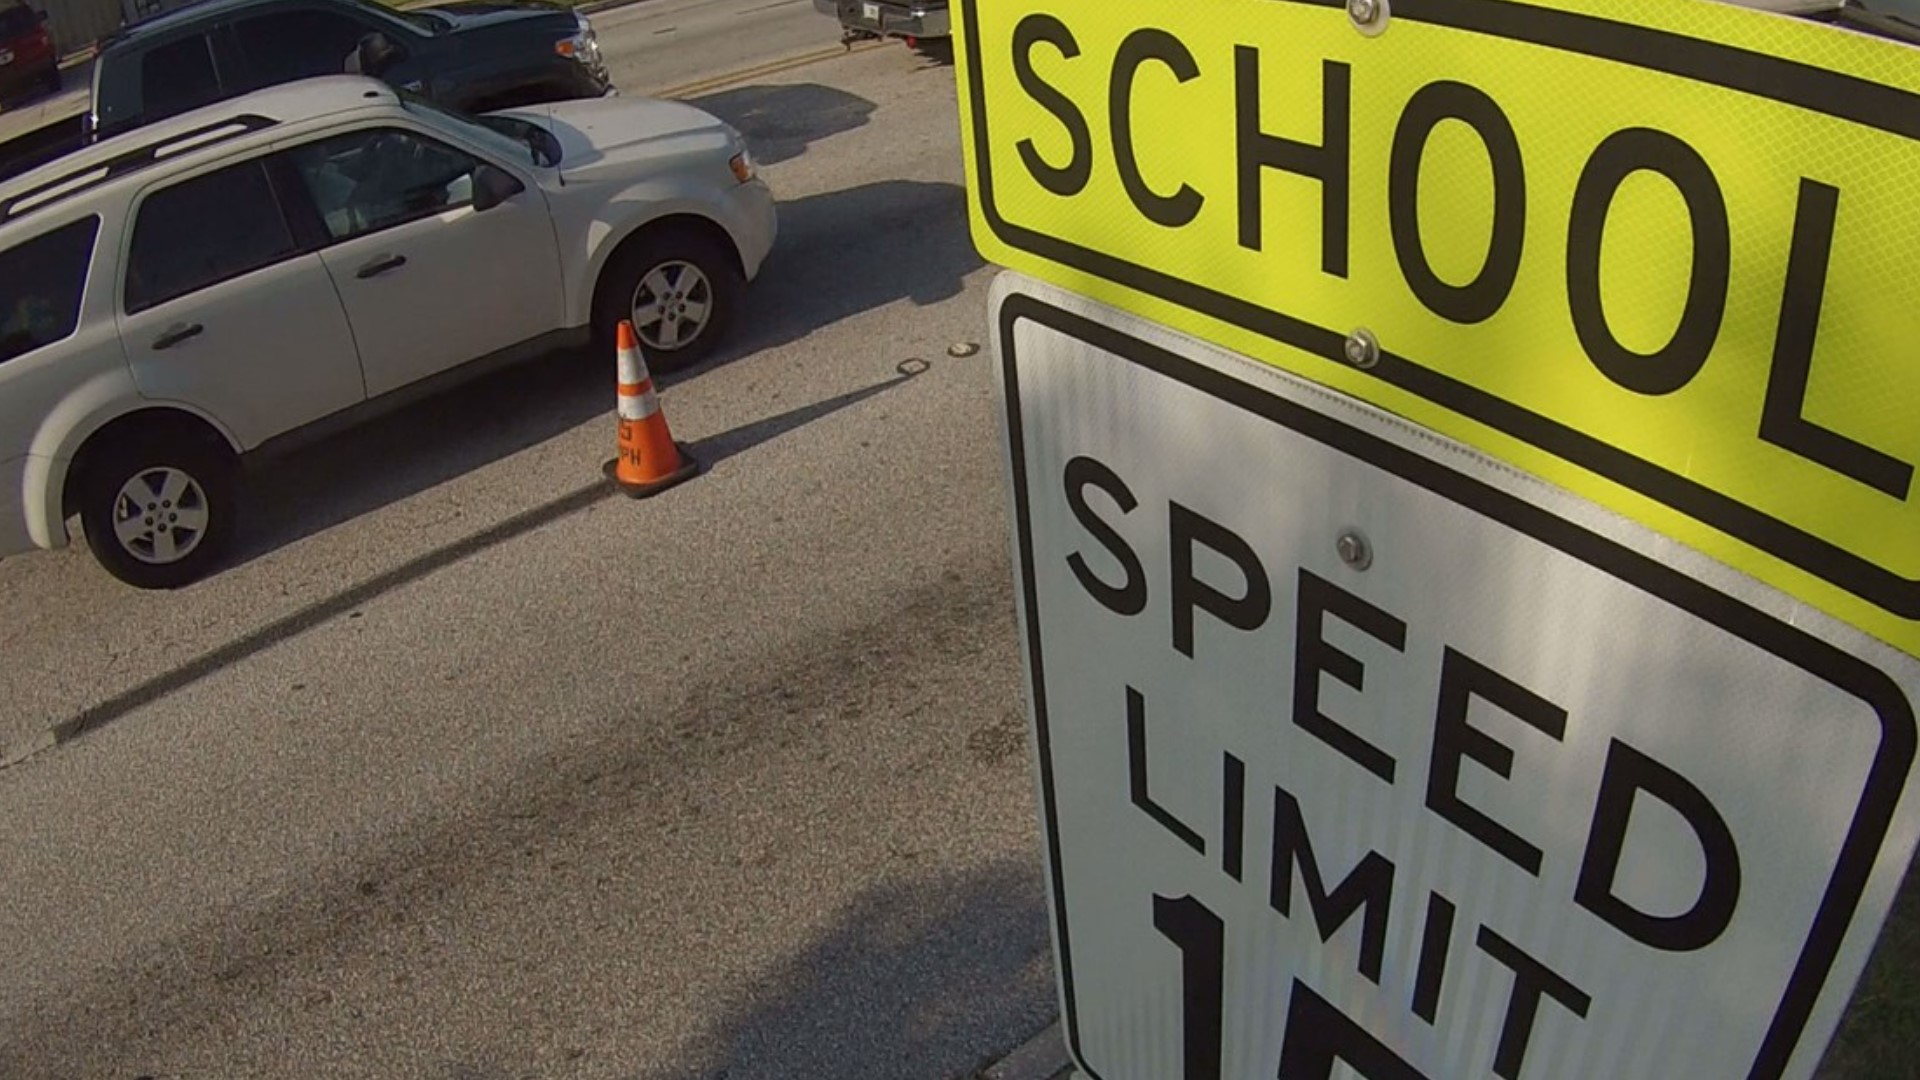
(78, 430, 238, 590)
(591, 223, 743, 375)
(39, 67, 61, 96)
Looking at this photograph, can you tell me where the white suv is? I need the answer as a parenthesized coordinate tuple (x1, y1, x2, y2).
(0, 74, 776, 588)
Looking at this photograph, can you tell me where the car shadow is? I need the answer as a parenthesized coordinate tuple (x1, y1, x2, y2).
(636, 858, 1057, 1080)
(216, 177, 978, 572)
(521, 84, 874, 173)
(683, 83, 877, 167)
(49, 361, 926, 753)
(711, 178, 981, 363)
(0, 112, 82, 183)
(3, 580, 1057, 1076)
(906, 37, 956, 68)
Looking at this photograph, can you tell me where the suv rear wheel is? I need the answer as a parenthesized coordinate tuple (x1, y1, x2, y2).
(592, 223, 742, 374)
(79, 430, 238, 589)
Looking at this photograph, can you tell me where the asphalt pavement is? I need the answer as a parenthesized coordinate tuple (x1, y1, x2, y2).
(593, 0, 848, 96)
(0, 30, 1057, 1080)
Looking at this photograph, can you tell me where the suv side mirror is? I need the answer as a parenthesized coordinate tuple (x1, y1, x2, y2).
(471, 164, 524, 212)
(347, 32, 403, 78)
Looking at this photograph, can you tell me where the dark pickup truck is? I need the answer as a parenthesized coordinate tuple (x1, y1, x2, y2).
(0, 0, 613, 181)
(812, 0, 949, 46)
(89, 0, 613, 140)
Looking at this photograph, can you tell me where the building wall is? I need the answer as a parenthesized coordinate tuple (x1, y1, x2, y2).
(24, 0, 126, 54)
(122, 0, 204, 23)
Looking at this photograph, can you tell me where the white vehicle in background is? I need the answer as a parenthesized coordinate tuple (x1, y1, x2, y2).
(0, 74, 776, 589)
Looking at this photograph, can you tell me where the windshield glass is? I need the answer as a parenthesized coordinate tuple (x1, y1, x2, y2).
(398, 92, 557, 167)
(338, 0, 444, 34)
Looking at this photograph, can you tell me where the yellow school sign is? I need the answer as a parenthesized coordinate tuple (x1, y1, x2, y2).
(954, 0, 1920, 655)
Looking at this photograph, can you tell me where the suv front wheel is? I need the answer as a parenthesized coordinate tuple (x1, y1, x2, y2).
(593, 223, 743, 374)
(79, 431, 238, 589)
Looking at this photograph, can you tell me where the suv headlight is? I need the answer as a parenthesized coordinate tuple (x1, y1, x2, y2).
(556, 13, 600, 63)
(555, 34, 598, 59)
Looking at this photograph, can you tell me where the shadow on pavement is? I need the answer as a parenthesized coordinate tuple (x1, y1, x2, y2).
(221, 178, 972, 571)
(0, 542, 1051, 1080)
(724, 178, 980, 357)
(0, 61, 92, 182)
(644, 859, 1057, 1080)
(528, 81, 873, 175)
(35, 366, 924, 759)
(685, 82, 876, 166)
(907, 37, 956, 68)
(0, 112, 83, 183)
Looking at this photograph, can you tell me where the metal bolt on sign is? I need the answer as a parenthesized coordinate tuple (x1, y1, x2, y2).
(1344, 328, 1381, 370)
(1336, 529, 1374, 571)
(1347, 0, 1390, 36)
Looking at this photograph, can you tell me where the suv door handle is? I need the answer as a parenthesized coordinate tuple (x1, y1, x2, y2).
(151, 322, 203, 350)
(356, 254, 407, 279)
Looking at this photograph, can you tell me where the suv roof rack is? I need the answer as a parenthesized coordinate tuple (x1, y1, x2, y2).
(0, 112, 279, 228)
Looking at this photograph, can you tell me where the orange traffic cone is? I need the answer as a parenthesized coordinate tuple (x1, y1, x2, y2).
(602, 320, 701, 498)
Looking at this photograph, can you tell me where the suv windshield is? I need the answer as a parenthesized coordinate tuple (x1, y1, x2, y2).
(399, 92, 563, 168)
(335, 0, 442, 34)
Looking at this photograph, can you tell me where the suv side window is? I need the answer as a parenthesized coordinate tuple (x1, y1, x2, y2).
(125, 160, 298, 314)
(233, 10, 374, 85)
(139, 34, 226, 123)
(282, 128, 481, 243)
(0, 216, 98, 366)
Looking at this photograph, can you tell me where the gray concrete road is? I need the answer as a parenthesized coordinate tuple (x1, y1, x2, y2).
(591, 0, 851, 96)
(0, 41, 1055, 1080)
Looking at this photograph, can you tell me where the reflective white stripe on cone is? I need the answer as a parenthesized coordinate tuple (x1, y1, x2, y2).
(618, 386, 661, 421)
(617, 344, 649, 388)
